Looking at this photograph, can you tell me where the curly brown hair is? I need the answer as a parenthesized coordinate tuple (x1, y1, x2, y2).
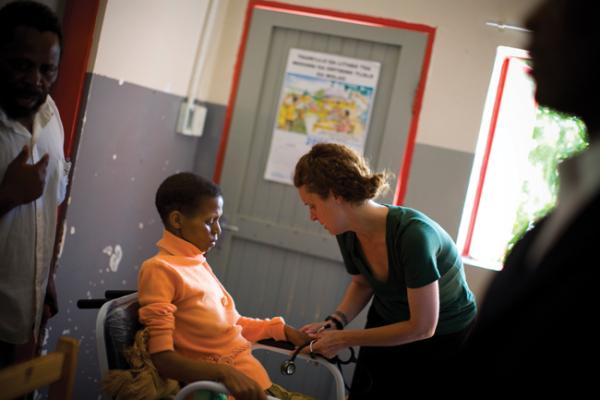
(293, 143, 391, 203)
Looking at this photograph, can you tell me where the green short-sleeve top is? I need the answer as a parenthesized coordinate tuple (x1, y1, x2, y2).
(336, 205, 476, 335)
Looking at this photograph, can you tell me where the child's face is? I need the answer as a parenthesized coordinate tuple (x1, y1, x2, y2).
(179, 195, 223, 253)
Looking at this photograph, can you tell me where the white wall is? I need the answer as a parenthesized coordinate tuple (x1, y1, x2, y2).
(92, 0, 227, 98)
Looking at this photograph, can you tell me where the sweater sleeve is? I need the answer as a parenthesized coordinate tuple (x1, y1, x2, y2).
(236, 316, 287, 342)
(138, 261, 178, 354)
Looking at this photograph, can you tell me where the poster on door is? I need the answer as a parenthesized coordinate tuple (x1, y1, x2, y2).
(264, 48, 380, 185)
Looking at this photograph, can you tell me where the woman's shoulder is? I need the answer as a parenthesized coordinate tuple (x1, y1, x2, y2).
(385, 205, 433, 228)
(385, 205, 445, 243)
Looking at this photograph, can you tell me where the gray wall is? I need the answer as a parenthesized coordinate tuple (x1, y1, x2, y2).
(46, 74, 225, 398)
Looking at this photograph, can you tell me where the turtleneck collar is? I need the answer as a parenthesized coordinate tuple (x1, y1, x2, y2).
(157, 229, 206, 262)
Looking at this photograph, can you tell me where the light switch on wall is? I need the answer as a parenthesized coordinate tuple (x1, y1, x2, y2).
(177, 102, 207, 137)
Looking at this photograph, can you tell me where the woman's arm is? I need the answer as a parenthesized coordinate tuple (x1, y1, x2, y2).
(151, 351, 267, 400)
(336, 274, 375, 324)
(301, 274, 373, 334)
(312, 281, 439, 357)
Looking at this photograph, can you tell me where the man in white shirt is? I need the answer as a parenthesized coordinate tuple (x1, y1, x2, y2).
(0, 0, 68, 368)
(458, 0, 600, 395)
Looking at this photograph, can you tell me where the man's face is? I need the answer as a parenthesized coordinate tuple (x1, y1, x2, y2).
(0, 26, 60, 119)
(526, 0, 593, 117)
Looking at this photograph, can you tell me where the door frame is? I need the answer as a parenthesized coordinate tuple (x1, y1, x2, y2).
(48, 0, 101, 301)
(213, 0, 436, 205)
(52, 0, 101, 159)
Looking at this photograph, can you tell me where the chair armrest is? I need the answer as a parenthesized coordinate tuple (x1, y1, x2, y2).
(256, 338, 295, 350)
(173, 381, 279, 400)
(77, 299, 108, 309)
(252, 343, 345, 400)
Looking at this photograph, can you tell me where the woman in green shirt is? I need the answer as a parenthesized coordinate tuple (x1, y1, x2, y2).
(294, 143, 477, 398)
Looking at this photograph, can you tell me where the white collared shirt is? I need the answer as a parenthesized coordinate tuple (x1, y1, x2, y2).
(0, 96, 70, 344)
(528, 138, 600, 266)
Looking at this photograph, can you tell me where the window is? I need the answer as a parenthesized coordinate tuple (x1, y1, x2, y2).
(457, 46, 587, 270)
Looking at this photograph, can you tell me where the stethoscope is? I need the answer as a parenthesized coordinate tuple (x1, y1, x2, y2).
(280, 337, 357, 390)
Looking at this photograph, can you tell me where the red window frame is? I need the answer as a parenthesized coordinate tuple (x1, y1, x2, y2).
(461, 54, 534, 261)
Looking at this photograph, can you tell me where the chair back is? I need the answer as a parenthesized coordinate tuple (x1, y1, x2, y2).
(0, 336, 79, 400)
(95, 292, 141, 376)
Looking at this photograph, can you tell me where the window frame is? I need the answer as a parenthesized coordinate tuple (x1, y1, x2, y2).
(457, 46, 531, 270)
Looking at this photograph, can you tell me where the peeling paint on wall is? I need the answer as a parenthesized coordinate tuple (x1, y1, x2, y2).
(102, 244, 123, 272)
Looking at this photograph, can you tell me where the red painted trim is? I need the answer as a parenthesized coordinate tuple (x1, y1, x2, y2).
(47, 0, 99, 310)
(213, 0, 436, 187)
(51, 0, 100, 159)
(253, 1, 435, 34)
(213, 0, 256, 183)
(462, 57, 512, 257)
(393, 27, 436, 205)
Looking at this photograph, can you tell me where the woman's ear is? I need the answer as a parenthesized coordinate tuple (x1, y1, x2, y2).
(332, 192, 343, 204)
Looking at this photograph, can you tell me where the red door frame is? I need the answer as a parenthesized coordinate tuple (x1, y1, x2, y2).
(213, 0, 435, 205)
(51, 0, 101, 159)
(47, 0, 100, 304)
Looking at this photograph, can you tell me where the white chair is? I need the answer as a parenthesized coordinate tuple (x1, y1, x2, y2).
(96, 292, 345, 400)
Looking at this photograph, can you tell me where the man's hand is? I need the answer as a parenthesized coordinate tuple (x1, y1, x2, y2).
(218, 364, 267, 400)
(284, 324, 311, 347)
(0, 145, 49, 212)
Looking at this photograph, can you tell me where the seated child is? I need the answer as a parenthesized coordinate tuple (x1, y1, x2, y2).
(138, 172, 313, 400)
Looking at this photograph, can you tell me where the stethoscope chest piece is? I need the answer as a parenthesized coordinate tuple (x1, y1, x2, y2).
(280, 359, 296, 375)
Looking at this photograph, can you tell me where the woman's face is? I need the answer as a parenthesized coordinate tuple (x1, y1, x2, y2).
(298, 185, 345, 235)
(177, 195, 223, 253)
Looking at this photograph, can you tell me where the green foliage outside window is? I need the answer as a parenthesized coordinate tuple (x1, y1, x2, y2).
(504, 107, 588, 260)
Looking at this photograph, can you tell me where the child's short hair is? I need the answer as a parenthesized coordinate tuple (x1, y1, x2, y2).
(155, 172, 222, 226)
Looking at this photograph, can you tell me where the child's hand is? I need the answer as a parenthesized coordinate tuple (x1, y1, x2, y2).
(218, 364, 267, 400)
(284, 324, 311, 346)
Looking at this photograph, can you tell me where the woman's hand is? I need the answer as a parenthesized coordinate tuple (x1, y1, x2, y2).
(284, 324, 311, 347)
(310, 329, 348, 359)
(300, 320, 334, 336)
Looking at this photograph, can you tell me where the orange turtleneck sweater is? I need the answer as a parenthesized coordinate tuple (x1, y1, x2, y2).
(138, 230, 286, 389)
